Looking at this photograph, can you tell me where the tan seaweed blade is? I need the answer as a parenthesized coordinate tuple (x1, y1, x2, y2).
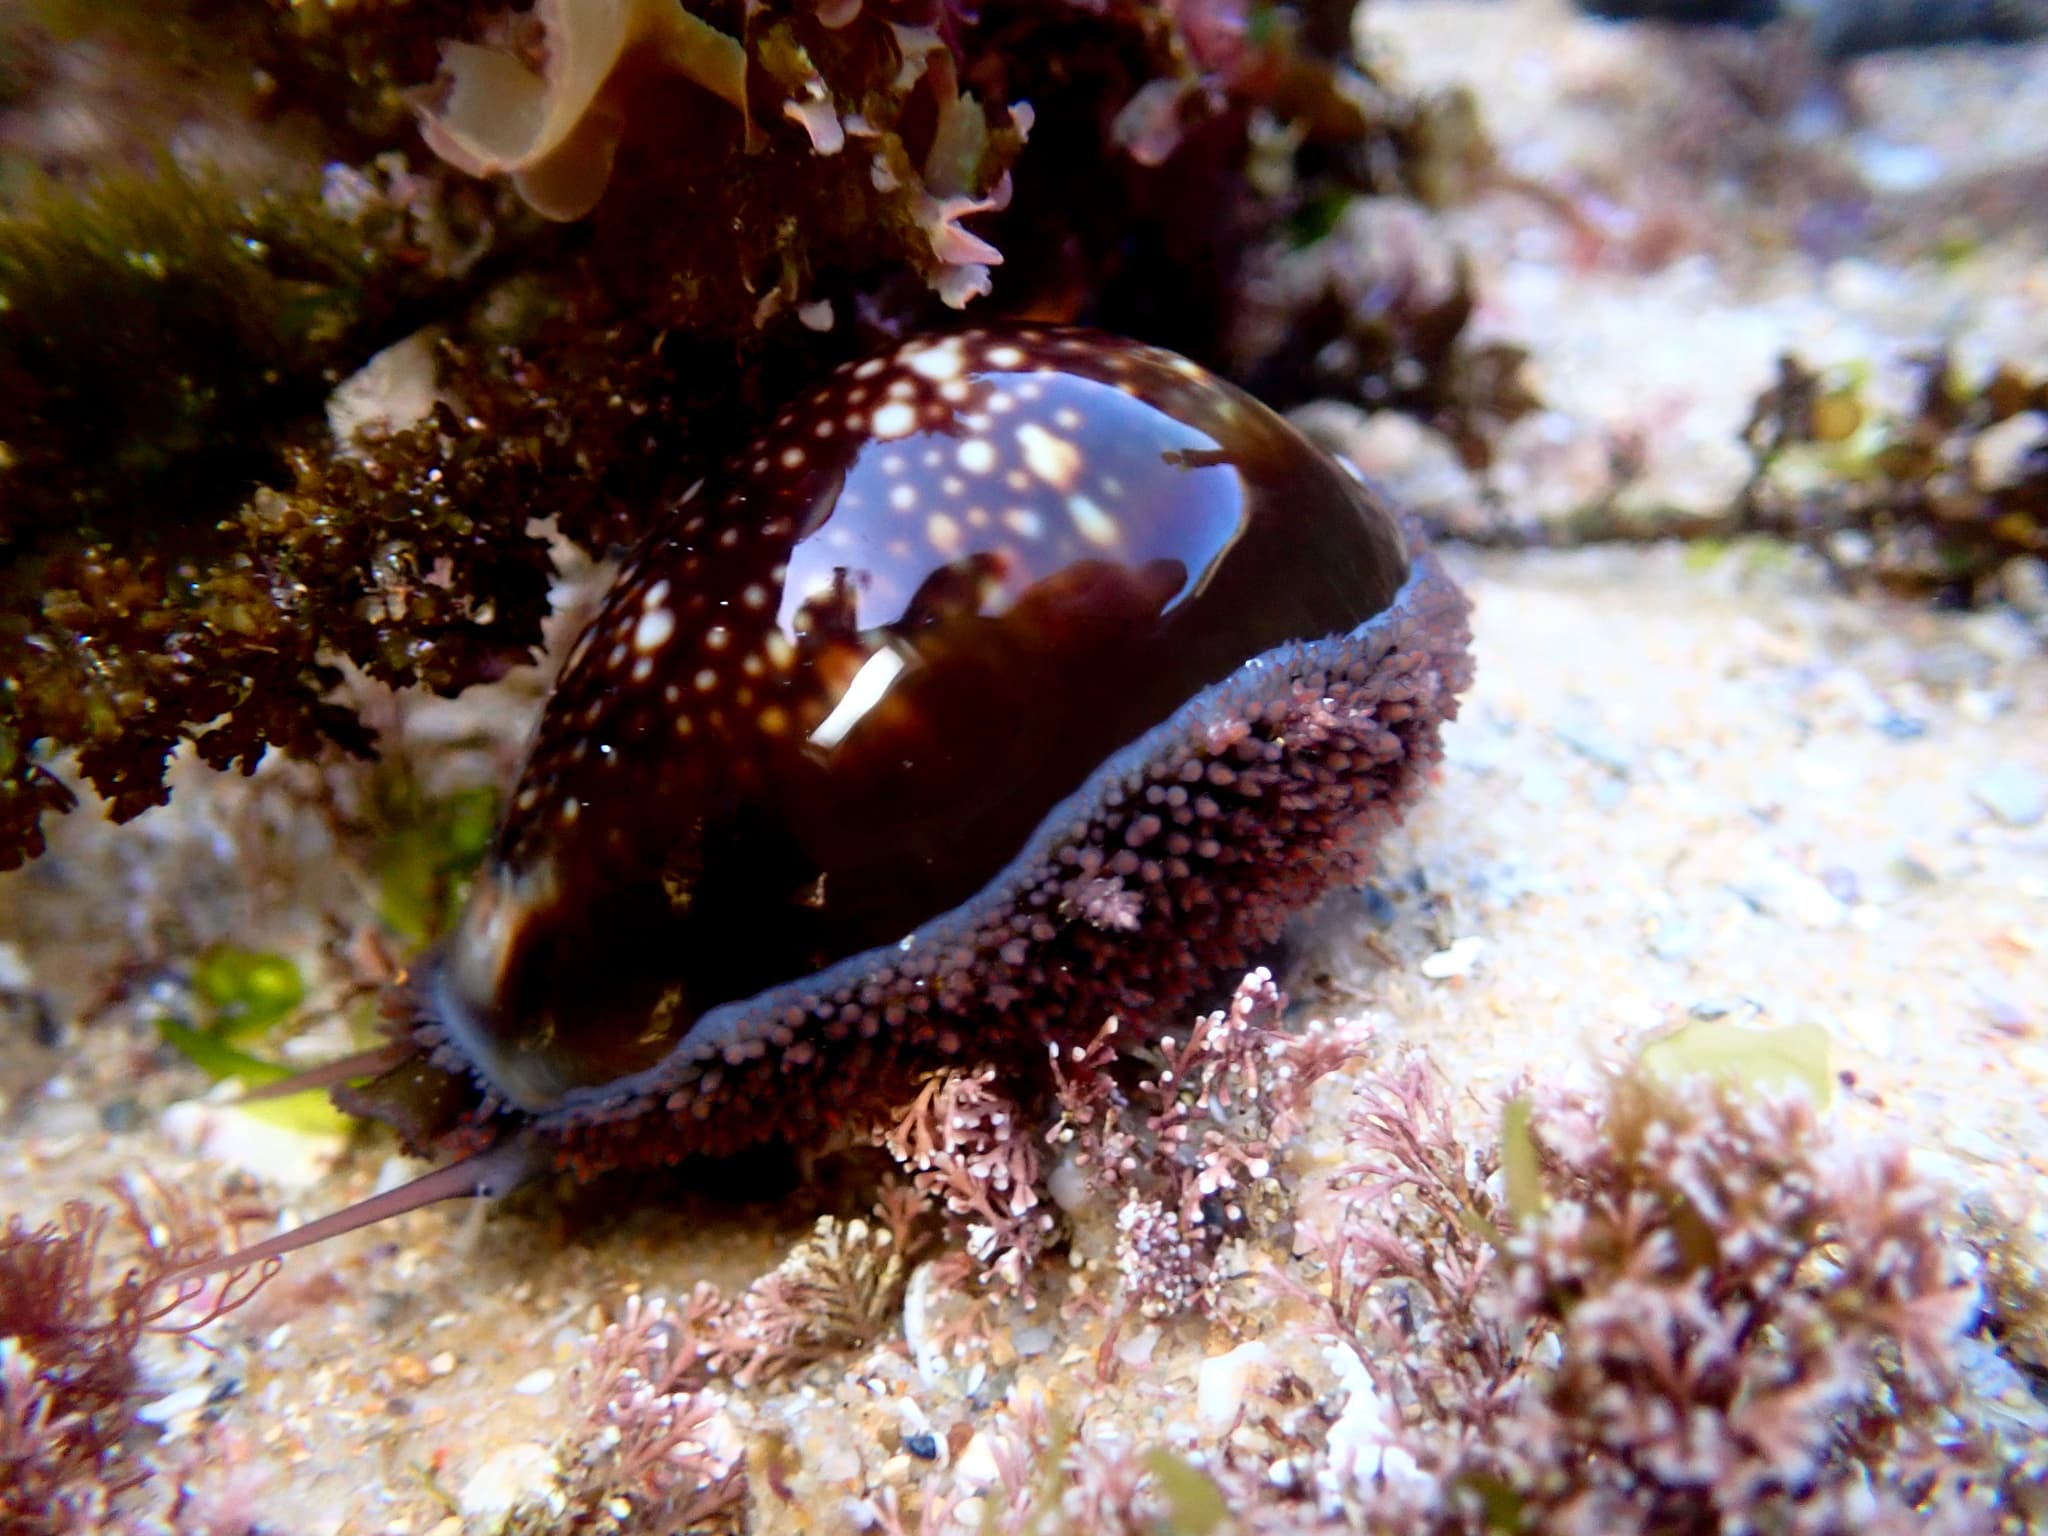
(418, 0, 753, 222)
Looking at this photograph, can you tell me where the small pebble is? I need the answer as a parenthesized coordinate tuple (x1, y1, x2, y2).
(904, 1432, 939, 1461)
(457, 1442, 559, 1528)
(1820, 867, 1860, 905)
(1517, 764, 1569, 806)
(1420, 937, 1484, 980)
(513, 1368, 556, 1396)
(1999, 555, 2048, 618)
(1115, 1324, 1161, 1368)
(1197, 1340, 1275, 1427)
(1737, 858, 1847, 930)
(1553, 719, 1633, 778)
(389, 1355, 432, 1389)
(1688, 998, 1749, 1021)
(429, 1351, 457, 1377)
(1590, 777, 1628, 810)
(1971, 764, 2047, 828)
(1358, 884, 1400, 928)
(1946, 1125, 2007, 1165)
(1970, 412, 2048, 492)
(1958, 688, 2011, 726)
(1851, 136, 1942, 194)
(135, 1383, 212, 1426)
(954, 1431, 1000, 1487)
(99, 1098, 143, 1134)
(1647, 918, 1700, 962)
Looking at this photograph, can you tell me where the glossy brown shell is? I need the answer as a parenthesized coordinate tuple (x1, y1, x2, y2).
(346, 327, 1474, 1173)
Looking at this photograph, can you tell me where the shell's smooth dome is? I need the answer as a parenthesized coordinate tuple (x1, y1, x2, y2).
(340, 326, 1471, 1174)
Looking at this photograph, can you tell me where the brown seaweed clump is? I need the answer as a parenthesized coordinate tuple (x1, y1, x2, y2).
(1231, 197, 1540, 471)
(0, 0, 1484, 870)
(1737, 351, 2048, 617)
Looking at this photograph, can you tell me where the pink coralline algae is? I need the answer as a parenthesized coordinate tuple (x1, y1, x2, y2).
(226, 325, 1472, 1266)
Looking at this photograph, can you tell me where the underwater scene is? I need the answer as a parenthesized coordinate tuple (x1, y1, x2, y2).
(1, 0, 2045, 1530)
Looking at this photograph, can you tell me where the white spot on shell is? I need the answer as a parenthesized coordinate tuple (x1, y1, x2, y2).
(890, 483, 918, 511)
(1003, 508, 1044, 539)
(927, 512, 962, 556)
(633, 607, 675, 654)
(903, 341, 965, 381)
(987, 345, 1024, 368)
(957, 439, 996, 474)
(1068, 495, 1119, 548)
(872, 401, 916, 439)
